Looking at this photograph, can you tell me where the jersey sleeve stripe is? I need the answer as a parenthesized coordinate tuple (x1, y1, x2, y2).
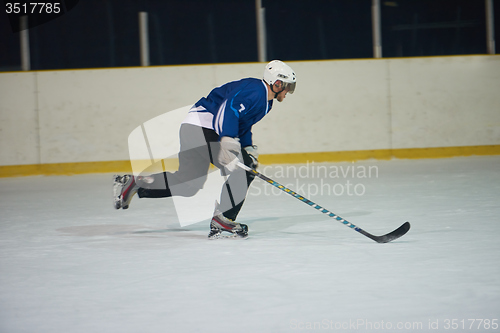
(214, 99, 227, 136)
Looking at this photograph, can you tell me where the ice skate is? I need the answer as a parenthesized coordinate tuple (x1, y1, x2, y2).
(208, 201, 248, 239)
(113, 175, 139, 209)
(208, 213, 248, 239)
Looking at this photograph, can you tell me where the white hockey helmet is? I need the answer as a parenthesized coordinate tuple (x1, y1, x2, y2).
(263, 60, 296, 94)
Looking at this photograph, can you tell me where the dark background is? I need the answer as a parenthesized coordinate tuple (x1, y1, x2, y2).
(1, 0, 498, 71)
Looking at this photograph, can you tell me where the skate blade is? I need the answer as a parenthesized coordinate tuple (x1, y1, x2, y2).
(208, 232, 249, 240)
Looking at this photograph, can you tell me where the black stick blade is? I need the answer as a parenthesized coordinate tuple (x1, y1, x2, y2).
(357, 222, 411, 243)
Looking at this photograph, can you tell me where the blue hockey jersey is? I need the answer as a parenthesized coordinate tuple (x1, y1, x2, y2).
(183, 78, 272, 147)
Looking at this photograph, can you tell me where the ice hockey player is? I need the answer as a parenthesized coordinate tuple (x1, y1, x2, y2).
(113, 60, 296, 239)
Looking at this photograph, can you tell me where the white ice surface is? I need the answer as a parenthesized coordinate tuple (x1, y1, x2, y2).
(1, 156, 499, 333)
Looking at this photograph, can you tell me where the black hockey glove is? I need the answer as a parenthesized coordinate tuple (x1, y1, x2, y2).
(244, 145, 259, 169)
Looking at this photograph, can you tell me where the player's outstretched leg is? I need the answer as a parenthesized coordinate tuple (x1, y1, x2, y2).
(208, 201, 248, 239)
(113, 175, 139, 209)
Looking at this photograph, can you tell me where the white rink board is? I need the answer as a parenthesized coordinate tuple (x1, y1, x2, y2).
(252, 59, 392, 153)
(0, 55, 499, 166)
(0, 73, 39, 166)
(390, 56, 500, 149)
(35, 67, 216, 164)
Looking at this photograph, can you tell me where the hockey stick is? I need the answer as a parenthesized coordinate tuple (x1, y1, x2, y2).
(237, 162, 410, 243)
